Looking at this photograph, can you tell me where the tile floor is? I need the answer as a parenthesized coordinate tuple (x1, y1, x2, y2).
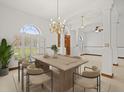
(0, 55, 124, 92)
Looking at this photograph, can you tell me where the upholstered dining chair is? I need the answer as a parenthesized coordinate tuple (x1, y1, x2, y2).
(18, 58, 33, 91)
(73, 66, 101, 92)
(26, 63, 53, 92)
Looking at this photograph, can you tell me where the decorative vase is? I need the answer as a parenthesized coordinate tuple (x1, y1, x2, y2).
(0, 68, 9, 76)
(53, 51, 57, 58)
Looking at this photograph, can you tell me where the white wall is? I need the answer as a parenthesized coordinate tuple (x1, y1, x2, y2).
(0, 5, 57, 68)
(67, 9, 104, 55)
(117, 14, 124, 57)
(84, 31, 104, 55)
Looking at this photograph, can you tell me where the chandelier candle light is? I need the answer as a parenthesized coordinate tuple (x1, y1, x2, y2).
(50, 0, 66, 34)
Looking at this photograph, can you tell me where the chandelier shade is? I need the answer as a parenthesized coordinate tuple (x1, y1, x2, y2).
(49, 0, 66, 34)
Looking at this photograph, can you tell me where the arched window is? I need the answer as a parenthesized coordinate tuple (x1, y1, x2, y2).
(14, 24, 44, 61)
(20, 24, 40, 35)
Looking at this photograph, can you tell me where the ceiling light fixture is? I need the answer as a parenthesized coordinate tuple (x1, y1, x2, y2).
(95, 25, 103, 32)
(49, 0, 66, 34)
(81, 16, 84, 29)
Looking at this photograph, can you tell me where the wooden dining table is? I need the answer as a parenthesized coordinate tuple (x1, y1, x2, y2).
(32, 54, 88, 91)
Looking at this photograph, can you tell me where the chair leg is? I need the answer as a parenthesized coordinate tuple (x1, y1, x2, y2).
(73, 73, 74, 92)
(18, 62, 20, 82)
(73, 84, 74, 92)
(21, 66, 24, 91)
(26, 74, 30, 92)
(84, 88, 85, 92)
(97, 77, 99, 92)
(99, 76, 101, 92)
(41, 84, 44, 88)
(97, 87, 98, 92)
(51, 71, 53, 92)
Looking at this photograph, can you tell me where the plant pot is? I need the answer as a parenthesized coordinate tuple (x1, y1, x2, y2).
(0, 68, 9, 76)
(53, 52, 57, 58)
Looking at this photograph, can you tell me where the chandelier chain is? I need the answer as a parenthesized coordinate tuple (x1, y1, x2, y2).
(57, 0, 59, 18)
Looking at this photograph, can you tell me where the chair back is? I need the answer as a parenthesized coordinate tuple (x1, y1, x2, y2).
(82, 70, 100, 78)
(82, 66, 100, 78)
(27, 63, 44, 75)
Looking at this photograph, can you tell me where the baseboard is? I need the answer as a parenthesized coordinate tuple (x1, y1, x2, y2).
(101, 73, 114, 78)
(9, 67, 18, 71)
(118, 57, 124, 59)
(113, 64, 119, 66)
(81, 53, 102, 56)
(81, 54, 124, 59)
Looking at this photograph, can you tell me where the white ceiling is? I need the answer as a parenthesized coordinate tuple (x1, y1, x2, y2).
(0, 0, 123, 20)
(114, 0, 124, 16)
(0, 0, 106, 20)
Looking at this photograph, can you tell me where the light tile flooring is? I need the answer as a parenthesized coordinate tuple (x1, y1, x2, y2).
(0, 55, 124, 92)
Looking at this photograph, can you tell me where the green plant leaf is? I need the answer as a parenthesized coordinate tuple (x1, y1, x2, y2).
(0, 39, 14, 69)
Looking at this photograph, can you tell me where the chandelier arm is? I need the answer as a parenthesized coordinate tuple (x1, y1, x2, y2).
(50, 0, 65, 34)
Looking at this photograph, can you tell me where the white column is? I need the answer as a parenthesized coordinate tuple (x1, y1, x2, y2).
(70, 30, 80, 56)
(60, 32, 65, 55)
(111, 4, 118, 65)
(102, 9, 113, 76)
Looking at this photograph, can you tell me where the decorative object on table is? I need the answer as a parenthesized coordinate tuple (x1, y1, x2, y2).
(51, 45, 58, 58)
(43, 53, 50, 58)
(49, 0, 66, 34)
(0, 38, 14, 76)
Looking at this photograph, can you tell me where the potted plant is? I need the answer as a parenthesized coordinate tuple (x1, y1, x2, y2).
(0, 38, 14, 76)
(51, 45, 58, 58)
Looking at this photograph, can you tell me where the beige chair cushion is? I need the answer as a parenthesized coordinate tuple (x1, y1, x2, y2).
(27, 63, 44, 75)
(75, 77, 97, 89)
(82, 70, 100, 78)
(30, 74, 51, 85)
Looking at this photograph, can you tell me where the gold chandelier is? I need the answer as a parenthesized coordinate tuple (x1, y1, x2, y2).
(50, 0, 66, 34)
